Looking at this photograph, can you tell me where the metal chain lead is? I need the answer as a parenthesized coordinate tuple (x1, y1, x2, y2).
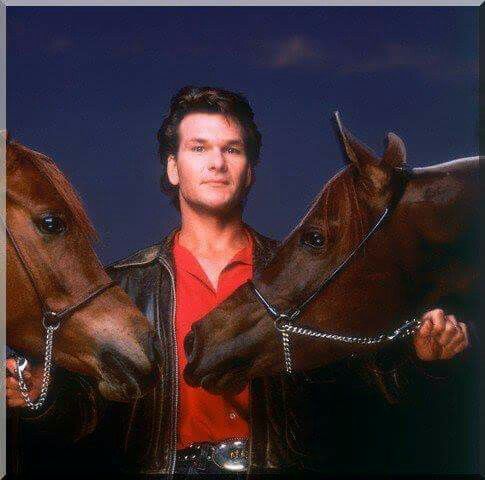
(278, 317, 422, 374)
(16, 322, 58, 411)
(281, 331, 293, 374)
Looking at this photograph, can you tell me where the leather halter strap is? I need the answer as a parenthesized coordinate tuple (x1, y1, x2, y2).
(5, 220, 117, 329)
(5, 213, 116, 411)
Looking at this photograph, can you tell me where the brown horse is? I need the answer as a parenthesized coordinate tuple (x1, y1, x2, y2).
(5, 133, 158, 402)
(183, 116, 479, 395)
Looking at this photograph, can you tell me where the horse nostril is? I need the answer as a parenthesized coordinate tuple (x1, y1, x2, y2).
(184, 331, 197, 362)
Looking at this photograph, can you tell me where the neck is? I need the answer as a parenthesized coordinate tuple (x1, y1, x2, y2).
(178, 201, 248, 256)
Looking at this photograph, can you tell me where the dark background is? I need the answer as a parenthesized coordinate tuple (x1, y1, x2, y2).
(7, 6, 478, 264)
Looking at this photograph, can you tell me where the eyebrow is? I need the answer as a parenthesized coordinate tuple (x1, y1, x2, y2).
(185, 138, 244, 147)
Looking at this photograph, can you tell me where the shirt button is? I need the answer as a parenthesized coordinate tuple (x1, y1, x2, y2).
(229, 411, 237, 420)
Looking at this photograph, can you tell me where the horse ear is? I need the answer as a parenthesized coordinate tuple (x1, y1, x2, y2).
(332, 111, 389, 193)
(382, 132, 406, 168)
(0, 130, 10, 144)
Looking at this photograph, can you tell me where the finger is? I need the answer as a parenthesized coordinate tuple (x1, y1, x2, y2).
(440, 330, 464, 356)
(425, 309, 446, 336)
(6, 387, 21, 399)
(6, 389, 24, 402)
(441, 339, 467, 359)
(6, 393, 25, 406)
(437, 317, 461, 346)
(452, 339, 468, 356)
(6, 376, 31, 391)
(7, 398, 26, 408)
(6, 377, 20, 390)
(459, 322, 469, 347)
(447, 314, 458, 326)
(417, 318, 433, 336)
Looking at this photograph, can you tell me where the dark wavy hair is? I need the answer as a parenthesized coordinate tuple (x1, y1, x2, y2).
(157, 85, 262, 210)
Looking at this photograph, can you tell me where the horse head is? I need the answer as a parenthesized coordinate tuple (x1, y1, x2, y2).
(182, 114, 479, 395)
(6, 135, 160, 402)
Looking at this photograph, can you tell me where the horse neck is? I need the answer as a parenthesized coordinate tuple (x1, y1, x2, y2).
(394, 156, 479, 314)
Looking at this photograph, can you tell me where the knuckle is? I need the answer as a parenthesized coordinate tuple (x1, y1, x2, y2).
(6, 378, 17, 388)
(438, 337, 449, 346)
(444, 323, 454, 332)
(6, 358, 16, 368)
(434, 323, 445, 333)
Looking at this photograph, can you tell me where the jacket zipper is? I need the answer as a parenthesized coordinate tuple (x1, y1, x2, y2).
(247, 381, 253, 476)
(160, 258, 179, 475)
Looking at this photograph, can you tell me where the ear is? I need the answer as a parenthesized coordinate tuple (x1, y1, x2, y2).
(166, 154, 179, 187)
(1, 130, 13, 172)
(382, 132, 406, 168)
(0, 130, 10, 144)
(245, 164, 252, 189)
(332, 111, 390, 193)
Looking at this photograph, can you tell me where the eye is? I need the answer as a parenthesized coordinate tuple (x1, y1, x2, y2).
(36, 213, 67, 235)
(227, 147, 242, 154)
(192, 145, 205, 152)
(301, 229, 325, 249)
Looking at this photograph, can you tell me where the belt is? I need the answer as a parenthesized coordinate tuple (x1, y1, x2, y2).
(176, 438, 248, 474)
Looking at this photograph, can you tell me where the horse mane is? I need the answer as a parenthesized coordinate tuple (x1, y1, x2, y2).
(10, 140, 98, 242)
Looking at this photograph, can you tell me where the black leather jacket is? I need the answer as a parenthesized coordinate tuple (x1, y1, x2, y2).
(105, 225, 296, 474)
(12, 226, 477, 475)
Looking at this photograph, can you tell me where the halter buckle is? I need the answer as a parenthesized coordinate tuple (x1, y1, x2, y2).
(42, 310, 61, 331)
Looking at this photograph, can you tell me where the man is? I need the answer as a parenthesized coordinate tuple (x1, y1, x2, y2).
(7, 86, 472, 474)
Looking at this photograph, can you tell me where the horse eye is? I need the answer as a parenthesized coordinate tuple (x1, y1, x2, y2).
(37, 214, 66, 235)
(301, 230, 325, 249)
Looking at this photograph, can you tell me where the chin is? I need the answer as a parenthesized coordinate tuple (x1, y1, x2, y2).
(194, 196, 241, 214)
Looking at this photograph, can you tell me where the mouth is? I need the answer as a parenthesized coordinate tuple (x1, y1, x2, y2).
(98, 350, 156, 402)
(203, 180, 229, 186)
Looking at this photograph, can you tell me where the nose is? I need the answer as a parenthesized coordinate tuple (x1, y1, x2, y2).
(184, 330, 197, 363)
(99, 327, 160, 396)
(208, 149, 227, 171)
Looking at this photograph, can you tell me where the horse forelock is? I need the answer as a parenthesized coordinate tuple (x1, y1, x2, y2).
(319, 166, 366, 249)
(279, 165, 365, 252)
(8, 140, 98, 243)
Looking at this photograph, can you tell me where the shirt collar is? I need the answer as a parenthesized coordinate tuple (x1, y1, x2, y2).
(173, 229, 254, 281)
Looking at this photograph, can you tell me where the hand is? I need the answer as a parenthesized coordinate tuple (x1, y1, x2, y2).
(413, 309, 469, 361)
(6, 358, 42, 408)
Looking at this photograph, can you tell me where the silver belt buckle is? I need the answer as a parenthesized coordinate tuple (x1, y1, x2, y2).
(211, 438, 248, 472)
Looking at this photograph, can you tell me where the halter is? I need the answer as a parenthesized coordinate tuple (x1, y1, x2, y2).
(6, 221, 116, 410)
(249, 166, 419, 374)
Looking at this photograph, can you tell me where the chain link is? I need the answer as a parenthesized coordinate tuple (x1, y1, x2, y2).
(281, 331, 293, 373)
(278, 317, 422, 374)
(16, 323, 58, 411)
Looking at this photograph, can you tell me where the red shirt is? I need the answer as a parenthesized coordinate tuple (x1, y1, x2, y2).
(173, 231, 252, 450)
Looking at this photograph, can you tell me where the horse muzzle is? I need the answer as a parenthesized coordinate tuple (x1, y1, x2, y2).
(97, 331, 160, 401)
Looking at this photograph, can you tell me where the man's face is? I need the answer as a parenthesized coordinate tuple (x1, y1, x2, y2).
(167, 112, 252, 215)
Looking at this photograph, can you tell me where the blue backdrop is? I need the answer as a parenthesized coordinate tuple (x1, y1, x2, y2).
(7, 6, 478, 264)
